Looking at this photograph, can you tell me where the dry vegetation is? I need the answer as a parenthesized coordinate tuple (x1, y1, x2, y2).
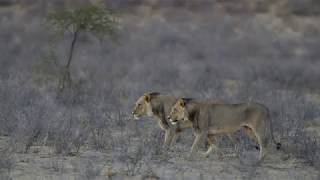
(0, 0, 320, 179)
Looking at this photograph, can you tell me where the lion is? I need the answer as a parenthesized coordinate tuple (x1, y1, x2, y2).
(132, 92, 191, 147)
(168, 98, 281, 159)
(132, 92, 226, 148)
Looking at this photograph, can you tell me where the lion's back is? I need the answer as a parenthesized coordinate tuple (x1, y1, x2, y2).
(197, 102, 268, 129)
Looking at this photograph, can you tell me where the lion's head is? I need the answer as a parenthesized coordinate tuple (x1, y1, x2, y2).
(132, 92, 159, 120)
(168, 98, 189, 125)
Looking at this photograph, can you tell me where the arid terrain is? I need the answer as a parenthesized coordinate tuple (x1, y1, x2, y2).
(0, 0, 320, 179)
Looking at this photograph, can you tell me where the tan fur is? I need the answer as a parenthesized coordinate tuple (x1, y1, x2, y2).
(132, 93, 224, 148)
(132, 92, 190, 147)
(168, 98, 280, 159)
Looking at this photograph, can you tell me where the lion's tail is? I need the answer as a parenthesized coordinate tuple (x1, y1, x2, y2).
(266, 108, 281, 150)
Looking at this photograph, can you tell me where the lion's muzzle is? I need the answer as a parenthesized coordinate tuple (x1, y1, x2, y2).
(168, 115, 178, 125)
(132, 112, 139, 120)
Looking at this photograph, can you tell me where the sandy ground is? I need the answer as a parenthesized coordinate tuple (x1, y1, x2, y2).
(1, 136, 319, 180)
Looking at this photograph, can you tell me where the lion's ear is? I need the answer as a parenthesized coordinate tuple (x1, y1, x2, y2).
(144, 94, 151, 103)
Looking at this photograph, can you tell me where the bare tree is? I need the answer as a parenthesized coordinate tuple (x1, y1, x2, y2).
(46, 4, 117, 90)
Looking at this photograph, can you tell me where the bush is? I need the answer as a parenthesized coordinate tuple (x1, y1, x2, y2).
(0, 146, 15, 179)
(293, 132, 320, 168)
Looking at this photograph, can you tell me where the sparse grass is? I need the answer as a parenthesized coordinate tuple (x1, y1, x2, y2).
(0, 2, 320, 178)
(294, 132, 320, 168)
(0, 147, 15, 179)
(117, 130, 144, 176)
(81, 160, 102, 180)
(49, 157, 65, 173)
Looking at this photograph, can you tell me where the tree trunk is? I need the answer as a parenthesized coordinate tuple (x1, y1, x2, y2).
(66, 29, 79, 70)
(60, 29, 79, 91)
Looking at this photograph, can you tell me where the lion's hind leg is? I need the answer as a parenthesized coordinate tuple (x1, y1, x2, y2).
(246, 121, 267, 160)
(243, 126, 260, 150)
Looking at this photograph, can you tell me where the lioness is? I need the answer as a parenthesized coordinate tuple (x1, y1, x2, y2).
(132, 92, 225, 148)
(132, 92, 191, 147)
(168, 98, 281, 159)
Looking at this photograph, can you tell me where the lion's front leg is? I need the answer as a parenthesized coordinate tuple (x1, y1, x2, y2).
(169, 123, 184, 146)
(202, 134, 218, 157)
(157, 117, 173, 149)
(163, 129, 175, 148)
(190, 133, 206, 154)
(169, 132, 179, 147)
